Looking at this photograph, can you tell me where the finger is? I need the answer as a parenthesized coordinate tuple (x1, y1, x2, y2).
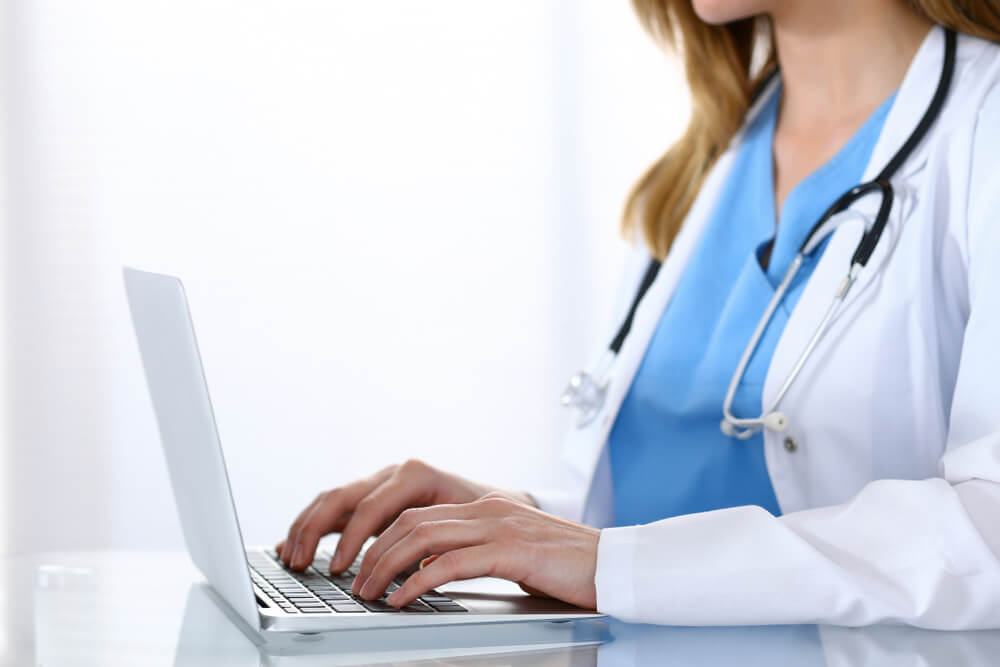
(281, 467, 397, 567)
(276, 527, 345, 559)
(288, 482, 373, 570)
(355, 502, 484, 586)
(386, 545, 496, 608)
(331, 477, 428, 573)
(357, 519, 487, 600)
(282, 493, 327, 566)
(292, 465, 404, 568)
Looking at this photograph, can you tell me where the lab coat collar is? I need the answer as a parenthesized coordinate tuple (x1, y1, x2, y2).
(862, 24, 945, 182)
(861, 26, 990, 181)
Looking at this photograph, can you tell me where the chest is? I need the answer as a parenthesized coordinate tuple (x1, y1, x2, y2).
(757, 163, 970, 510)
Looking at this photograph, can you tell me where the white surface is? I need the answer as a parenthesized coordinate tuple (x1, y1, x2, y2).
(0, 0, 9, 560)
(3, 1, 687, 554)
(3, 551, 999, 666)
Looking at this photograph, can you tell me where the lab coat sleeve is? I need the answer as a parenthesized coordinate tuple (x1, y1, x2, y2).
(594, 95, 1000, 629)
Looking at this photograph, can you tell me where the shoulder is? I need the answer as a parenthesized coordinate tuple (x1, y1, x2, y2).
(914, 32, 1000, 299)
(962, 33, 1000, 211)
(961, 35, 1000, 299)
(937, 32, 1000, 196)
(956, 31, 1000, 113)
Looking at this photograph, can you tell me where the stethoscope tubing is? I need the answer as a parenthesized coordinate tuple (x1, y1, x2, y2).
(564, 29, 958, 437)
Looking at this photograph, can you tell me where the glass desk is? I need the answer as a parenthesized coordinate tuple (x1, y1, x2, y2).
(3, 551, 998, 665)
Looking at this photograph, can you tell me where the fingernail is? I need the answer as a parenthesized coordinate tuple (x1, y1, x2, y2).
(386, 591, 400, 606)
(331, 551, 342, 572)
(290, 545, 301, 568)
(351, 578, 362, 596)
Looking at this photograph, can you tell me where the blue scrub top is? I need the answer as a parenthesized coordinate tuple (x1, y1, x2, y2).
(608, 86, 897, 527)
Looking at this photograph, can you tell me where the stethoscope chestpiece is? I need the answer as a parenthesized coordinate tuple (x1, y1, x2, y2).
(561, 370, 608, 428)
(719, 411, 788, 439)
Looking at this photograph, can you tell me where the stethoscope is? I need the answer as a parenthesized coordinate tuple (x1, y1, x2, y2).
(562, 28, 956, 437)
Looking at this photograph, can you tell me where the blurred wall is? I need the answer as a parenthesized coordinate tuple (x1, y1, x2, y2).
(3, 0, 688, 553)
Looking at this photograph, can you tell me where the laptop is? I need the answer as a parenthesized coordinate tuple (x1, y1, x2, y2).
(122, 267, 603, 633)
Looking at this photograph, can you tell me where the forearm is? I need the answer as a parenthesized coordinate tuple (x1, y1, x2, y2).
(595, 474, 1000, 628)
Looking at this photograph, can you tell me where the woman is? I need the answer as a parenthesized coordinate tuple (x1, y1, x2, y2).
(278, 0, 1000, 627)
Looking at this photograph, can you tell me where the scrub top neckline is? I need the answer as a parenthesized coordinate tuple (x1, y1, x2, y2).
(760, 86, 899, 283)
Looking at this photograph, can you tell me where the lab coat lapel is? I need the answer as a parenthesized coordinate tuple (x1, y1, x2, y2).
(563, 149, 739, 481)
(762, 26, 946, 430)
(563, 76, 783, 483)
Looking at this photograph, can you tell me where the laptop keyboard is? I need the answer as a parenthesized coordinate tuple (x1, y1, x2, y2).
(247, 549, 468, 614)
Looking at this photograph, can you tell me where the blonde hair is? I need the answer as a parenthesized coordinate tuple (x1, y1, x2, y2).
(625, 0, 1000, 260)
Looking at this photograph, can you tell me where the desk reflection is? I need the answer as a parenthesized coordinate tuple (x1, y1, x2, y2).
(174, 583, 608, 666)
(24, 552, 1000, 666)
(172, 583, 1000, 667)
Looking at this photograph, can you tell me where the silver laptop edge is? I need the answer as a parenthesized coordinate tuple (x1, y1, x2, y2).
(122, 267, 602, 632)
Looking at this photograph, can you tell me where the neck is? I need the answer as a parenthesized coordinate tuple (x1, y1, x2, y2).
(771, 1, 934, 134)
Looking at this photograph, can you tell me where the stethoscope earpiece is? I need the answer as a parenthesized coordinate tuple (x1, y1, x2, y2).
(763, 412, 788, 433)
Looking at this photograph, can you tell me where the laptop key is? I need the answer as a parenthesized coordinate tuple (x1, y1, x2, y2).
(360, 599, 400, 613)
(428, 603, 468, 612)
(331, 603, 366, 613)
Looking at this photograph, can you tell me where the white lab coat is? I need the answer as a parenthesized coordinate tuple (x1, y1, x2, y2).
(532, 26, 1000, 628)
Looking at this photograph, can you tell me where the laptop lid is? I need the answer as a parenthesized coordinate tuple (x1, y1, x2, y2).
(123, 267, 260, 632)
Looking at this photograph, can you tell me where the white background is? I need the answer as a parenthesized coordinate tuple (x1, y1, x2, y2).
(2, 0, 687, 554)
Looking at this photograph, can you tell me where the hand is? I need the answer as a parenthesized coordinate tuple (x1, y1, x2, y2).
(351, 493, 600, 610)
(276, 459, 537, 572)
